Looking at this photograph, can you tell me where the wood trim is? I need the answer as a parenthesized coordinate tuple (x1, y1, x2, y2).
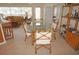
(66, 6, 72, 30)
(60, 6, 64, 32)
(75, 19, 78, 31)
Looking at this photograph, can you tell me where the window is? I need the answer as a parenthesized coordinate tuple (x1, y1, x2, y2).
(35, 7, 41, 20)
(0, 7, 32, 18)
(54, 7, 57, 16)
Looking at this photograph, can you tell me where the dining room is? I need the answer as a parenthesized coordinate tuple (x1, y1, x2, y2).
(0, 3, 79, 55)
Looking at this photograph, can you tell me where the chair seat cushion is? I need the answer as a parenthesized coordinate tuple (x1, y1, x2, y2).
(25, 33, 31, 37)
(36, 22, 41, 26)
(36, 38, 51, 45)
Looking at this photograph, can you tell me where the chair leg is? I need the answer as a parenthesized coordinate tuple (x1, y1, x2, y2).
(24, 35, 27, 41)
(35, 46, 37, 54)
(11, 28, 14, 39)
(54, 32, 56, 40)
(32, 40, 35, 46)
(49, 44, 51, 54)
(32, 42, 34, 46)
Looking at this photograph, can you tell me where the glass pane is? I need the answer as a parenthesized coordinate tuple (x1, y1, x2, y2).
(54, 7, 57, 16)
(0, 7, 32, 18)
(35, 7, 41, 20)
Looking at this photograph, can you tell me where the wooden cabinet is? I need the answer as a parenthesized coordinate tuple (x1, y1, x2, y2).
(0, 24, 6, 45)
(0, 28, 4, 43)
(61, 4, 79, 50)
(66, 31, 79, 50)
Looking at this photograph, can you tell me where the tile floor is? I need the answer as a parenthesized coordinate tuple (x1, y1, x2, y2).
(0, 26, 79, 55)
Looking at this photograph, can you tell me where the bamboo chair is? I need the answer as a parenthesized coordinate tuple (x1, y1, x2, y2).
(51, 21, 59, 41)
(23, 22, 31, 41)
(32, 30, 52, 54)
(31, 30, 36, 45)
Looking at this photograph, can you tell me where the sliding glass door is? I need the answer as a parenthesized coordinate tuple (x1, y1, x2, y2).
(44, 7, 53, 31)
(35, 7, 42, 31)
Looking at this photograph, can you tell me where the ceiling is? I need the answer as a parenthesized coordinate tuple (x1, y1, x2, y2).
(0, 3, 63, 7)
